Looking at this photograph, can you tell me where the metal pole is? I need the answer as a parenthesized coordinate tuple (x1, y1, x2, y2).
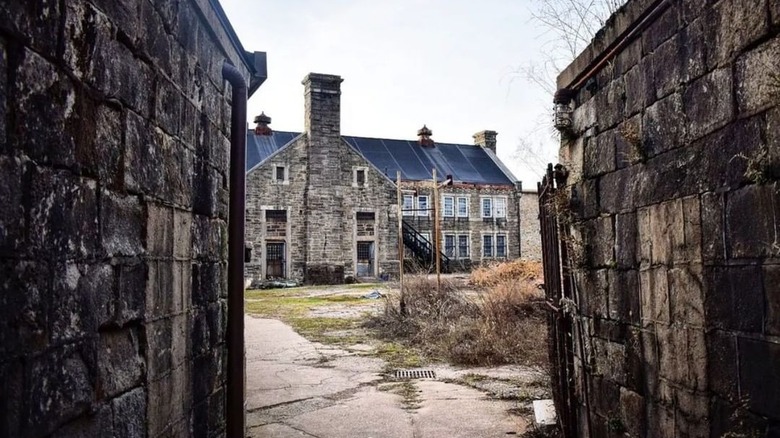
(432, 168, 440, 292)
(222, 61, 247, 438)
(397, 171, 405, 316)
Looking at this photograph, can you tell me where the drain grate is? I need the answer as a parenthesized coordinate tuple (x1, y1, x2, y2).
(393, 369, 436, 379)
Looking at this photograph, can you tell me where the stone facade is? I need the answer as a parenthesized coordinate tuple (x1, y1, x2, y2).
(555, 0, 780, 436)
(245, 75, 541, 283)
(0, 1, 259, 436)
(519, 190, 541, 261)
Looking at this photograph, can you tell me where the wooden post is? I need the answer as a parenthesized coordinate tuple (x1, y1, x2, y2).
(432, 168, 441, 292)
(397, 171, 405, 316)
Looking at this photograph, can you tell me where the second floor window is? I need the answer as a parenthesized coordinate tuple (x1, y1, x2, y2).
(417, 196, 429, 216)
(403, 195, 414, 216)
(273, 165, 288, 184)
(457, 197, 468, 217)
(443, 196, 454, 217)
(481, 198, 493, 218)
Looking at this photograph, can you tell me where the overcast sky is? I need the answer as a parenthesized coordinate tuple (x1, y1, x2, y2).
(220, 0, 562, 188)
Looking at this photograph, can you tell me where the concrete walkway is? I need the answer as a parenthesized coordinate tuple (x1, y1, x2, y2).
(245, 316, 527, 437)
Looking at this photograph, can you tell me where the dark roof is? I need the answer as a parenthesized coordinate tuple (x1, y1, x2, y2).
(246, 131, 516, 185)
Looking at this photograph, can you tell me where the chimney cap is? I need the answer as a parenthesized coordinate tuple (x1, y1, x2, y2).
(417, 124, 433, 137)
(254, 112, 271, 124)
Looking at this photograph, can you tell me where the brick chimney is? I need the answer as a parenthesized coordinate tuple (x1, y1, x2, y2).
(473, 130, 498, 154)
(302, 73, 343, 139)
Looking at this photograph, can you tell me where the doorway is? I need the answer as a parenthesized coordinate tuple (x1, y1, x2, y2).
(356, 241, 374, 277)
(266, 242, 286, 278)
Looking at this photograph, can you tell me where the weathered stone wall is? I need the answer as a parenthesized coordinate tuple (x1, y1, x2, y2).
(519, 191, 541, 260)
(400, 181, 524, 268)
(557, 0, 780, 436)
(0, 1, 252, 436)
(245, 133, 400, 283)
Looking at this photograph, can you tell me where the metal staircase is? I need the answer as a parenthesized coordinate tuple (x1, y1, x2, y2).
(401, 220, 451, 272)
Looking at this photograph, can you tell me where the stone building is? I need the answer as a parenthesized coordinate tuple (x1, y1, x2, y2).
(0, 1, 262, 436)
(546, 0, 780, 436)
(245, 73, 540, 284)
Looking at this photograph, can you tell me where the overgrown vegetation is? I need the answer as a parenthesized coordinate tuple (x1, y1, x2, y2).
(366, 261, 548, 367)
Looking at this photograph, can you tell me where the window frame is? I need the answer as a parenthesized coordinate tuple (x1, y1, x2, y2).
(353, 166, 369, 188)
(417, 195, 429, 217)
(273, 165, 289, 185)
(457, 234, 469, 258)
(494, 196, 507, 218)
(402, 194, 415, 216)
(481, 197, 493, 218)
(496, 234, 507, 258)
(442, 196, 454, 217)
(444, 234, 456, 257)
(456, 197, 469, 218)
(483, 234, 494, 258)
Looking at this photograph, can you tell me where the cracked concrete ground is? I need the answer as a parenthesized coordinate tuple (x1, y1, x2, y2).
(245, 316, 531, 438)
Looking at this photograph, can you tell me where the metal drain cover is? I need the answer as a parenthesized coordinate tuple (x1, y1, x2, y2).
(393, 369, 436, 379)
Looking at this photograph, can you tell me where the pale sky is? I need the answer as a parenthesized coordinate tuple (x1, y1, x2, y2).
(220, 0, 562, 189)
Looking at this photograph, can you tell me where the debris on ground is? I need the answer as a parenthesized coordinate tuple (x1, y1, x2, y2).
(362, 290, 384, 299)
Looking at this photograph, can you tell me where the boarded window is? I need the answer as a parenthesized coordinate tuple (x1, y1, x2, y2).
(356, 212, 375, 221)
(265, 210, 287, 221)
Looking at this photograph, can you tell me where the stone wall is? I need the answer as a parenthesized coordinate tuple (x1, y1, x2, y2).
(519, 191, 541, 260)
(556, 0, 780, 436)
(0, 1, 254, 436)
(400, 181, 524, 269)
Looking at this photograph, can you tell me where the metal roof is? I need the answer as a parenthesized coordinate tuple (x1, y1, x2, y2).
(245, 131, 516, 185)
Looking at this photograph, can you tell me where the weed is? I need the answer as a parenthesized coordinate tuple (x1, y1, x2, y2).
(471, 260, 543, 288)
(619, 120, 645, 163)
(367, 273, 549, 367)
(378, 381, 422, 410)
(731, 146, 779, 185)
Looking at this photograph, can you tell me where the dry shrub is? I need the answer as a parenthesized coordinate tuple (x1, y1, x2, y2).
(367, 274, 548, 367)
(471, 260, 543, 288)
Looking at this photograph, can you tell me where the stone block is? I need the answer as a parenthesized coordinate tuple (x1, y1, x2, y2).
(173, 209, 193, 259)
(125, 111, 163, 195)
(0, 261, 49, 358)
(118, 261, 147, 325)
(651, 34, 682, 99)
(680, 195, 702, 262)
(595, 77, 626, 131)
(738, 337, 780, 418)
(619, 387, 645, 438)
(713, 0, 770, 66)
(12, 49, 77, 168)
(101, 190, 144, 257)
(29, 168, 99, 259)
(726, 184, 778, 258)
(686, 328, 707, 391)
(615, 212, 638, 268)
(89, 0, 140, 43)
(637, 207, 652, 268)
(89, 37, 153, 118)
(584, 216, 614, 267)
(642, 93, 685, 158)
(706, 330, 738, 399)
(26, 345, 94, 436)
(55, 404, 113, 438)
(773, 0, 780, 25)
(684, 68, 734, 142)
(624, 327, 645, 393)
(608, 269, 640, 324)
(146, 204, 174, 257)
(0, 1, 60, 58)
(656, 325, 688, 385)
(577, 269, 609, 318)
(141, 1, 180, 80)
(0, 156, 23, 255)
(704, 265, 764, 332)
(145, 314, 189, 380)
(701, 193, 726, 262)
(112, 388, 146, 438)
(668, 264, 704, 327)
(735, 38, 780, 117)
(192, 216, 225, 262)
(646, 403, 675, 438)
(640, 267, 670, 326)
(98, 329, 143, 398)
(641, 3, 680, 54)
(674, 389, 709, 437)
(144, 261, 175, 319)
(63, 0, 111, 80)
(192, 262, 222, 306)
(599, 167, 636, 215)
(765, 265, 780, 336)
(154, 78, 183, 136)
(147, 360, 192, 437)
(593, 338, 627, 386)
(679, 17, 707, 83)
(583, 130, 616, 178)
(639, 327, 659, 400)
(624, 65, 645, 116)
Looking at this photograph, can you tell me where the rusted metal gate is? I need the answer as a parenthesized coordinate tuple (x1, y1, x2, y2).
(538, 163, 578, 437)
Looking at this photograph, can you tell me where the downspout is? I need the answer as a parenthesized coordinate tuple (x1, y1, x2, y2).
(222, 61, 247, 438)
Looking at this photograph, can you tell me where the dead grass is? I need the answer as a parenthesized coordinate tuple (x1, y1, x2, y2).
(471, 259, 543, 288)
(366, 268, 549, 367)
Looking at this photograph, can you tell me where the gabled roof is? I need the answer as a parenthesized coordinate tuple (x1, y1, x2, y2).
(246, 131, 517, 185)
